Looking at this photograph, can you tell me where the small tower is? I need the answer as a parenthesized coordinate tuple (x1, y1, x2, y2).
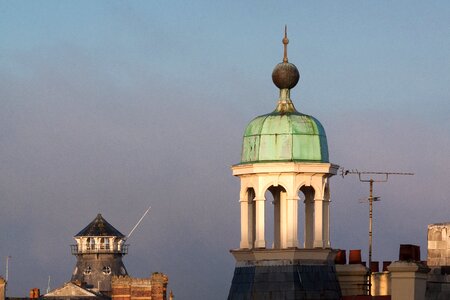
(71, 214, 128, 295)
(228, 28, 341, 299)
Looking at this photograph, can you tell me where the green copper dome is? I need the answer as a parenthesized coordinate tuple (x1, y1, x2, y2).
(241, 110, 329, 163)
(240, 29, 329, 164)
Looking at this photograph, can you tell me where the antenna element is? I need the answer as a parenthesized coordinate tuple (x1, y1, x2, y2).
(126, 206, 151, 240)
(342, 169, 414, 296)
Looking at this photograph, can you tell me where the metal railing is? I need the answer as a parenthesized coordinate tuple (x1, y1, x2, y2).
(70, 244, 128, 255)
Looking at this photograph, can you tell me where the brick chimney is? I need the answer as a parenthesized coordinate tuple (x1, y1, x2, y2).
(150, 273, 168, 300)
(388, 244, 430, 300)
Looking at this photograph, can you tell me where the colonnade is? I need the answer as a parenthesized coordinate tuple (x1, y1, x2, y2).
(233, 162, 337, 251)
(239, 186, 330, 249)
(75, 236, 125, 252)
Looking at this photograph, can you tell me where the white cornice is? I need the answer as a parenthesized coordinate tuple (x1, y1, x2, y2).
(231, 162, 339, 176)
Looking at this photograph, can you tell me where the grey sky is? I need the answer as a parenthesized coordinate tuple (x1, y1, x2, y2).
(0, 1, 449, 298)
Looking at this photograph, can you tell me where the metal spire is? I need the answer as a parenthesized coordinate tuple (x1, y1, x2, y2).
(283, 25, 289, 63)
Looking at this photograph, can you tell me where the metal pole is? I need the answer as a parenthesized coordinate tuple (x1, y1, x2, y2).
(368, 180, 373, 296)
(47, 275, 51, 294)
(5, 256, 10, 282)
(5, 255, 11, 297)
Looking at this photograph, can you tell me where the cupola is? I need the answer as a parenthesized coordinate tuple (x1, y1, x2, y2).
(241, 27, 329, 164)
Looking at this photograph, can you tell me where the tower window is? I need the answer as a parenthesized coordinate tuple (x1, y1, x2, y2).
(83, 266, 92, 275)
(102, 266, 111, 275)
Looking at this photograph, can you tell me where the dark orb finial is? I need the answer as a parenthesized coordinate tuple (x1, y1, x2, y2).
(272, 26, 300, 90)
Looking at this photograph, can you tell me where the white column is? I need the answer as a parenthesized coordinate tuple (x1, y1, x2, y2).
(280, 191, 288, 248)
(116, 238, 120, 251)
(304, 198, 314, 248)
(323, 198, 330, 248)
(279, 191, 287, 248)
(239, 197, 250, 249)
(95, 237, 100, 251)
(254, 197, 266, 248)
(108, 237, 113, 251)
(80, 238, 85, 251)
(313, 198, 324, 248)
(293, 197, 298, 248)
(286, 197, 299, 248)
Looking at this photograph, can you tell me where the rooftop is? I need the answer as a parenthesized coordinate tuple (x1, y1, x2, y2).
(75, 214, 125, 238)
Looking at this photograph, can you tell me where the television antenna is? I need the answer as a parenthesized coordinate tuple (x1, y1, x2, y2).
(341, 169, 414, 296)
(126, 205, 151, 241)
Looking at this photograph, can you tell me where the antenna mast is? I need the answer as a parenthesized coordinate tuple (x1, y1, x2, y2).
(5, 256, 11, 296)
(47, 275, 51, 294)
(341, 169, 414, 296)
(126, 206, 151, 241)
(5, 256, 11, 282)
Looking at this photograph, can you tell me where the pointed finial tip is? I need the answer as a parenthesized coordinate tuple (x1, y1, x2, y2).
(283, 26, 289, 45)
(282, 26, 289, 62)
(272, 25, 300, 89)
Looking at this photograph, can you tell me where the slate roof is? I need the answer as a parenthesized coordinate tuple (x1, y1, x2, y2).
(228, 264, 341, 299)
(75, 214, 125, 237)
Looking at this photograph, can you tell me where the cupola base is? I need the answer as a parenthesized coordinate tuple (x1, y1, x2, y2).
(228, 248, 342, 300)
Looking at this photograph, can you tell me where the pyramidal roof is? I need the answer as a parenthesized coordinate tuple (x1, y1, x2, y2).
(75, 214, 125, 237)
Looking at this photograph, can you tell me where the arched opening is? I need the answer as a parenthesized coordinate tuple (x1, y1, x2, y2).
(297, 190, 305, 247)
(265, 189, 274, 248)
(100, 237, 105, 250)
(300, 186, 315, 248)
(102, 266, 111, 275)
(265, 185, 287, 249)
